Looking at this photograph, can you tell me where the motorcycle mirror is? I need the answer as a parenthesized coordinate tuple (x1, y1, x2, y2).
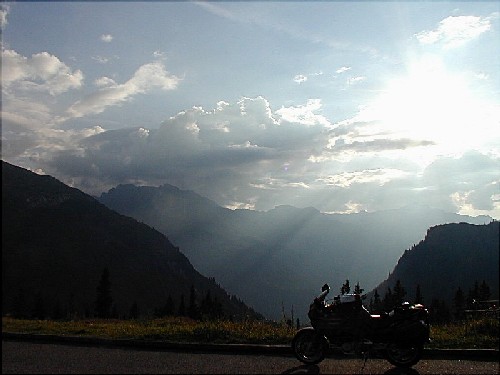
(321, 283, 330, 292)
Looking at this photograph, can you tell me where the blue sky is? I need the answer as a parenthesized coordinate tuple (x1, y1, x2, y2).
(1, 1, 499, 219)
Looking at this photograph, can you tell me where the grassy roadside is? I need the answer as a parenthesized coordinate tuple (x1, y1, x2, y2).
(2, 316, 498, 349)
(2, 317, 295, 345)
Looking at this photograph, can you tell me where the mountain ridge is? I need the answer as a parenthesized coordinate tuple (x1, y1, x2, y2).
(366, 221, 499, 313)
(98, 182, 494, 320)
(2, 161, 262, 320)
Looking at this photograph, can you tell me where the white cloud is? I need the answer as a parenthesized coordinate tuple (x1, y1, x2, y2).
(347, 76, 365, 85)
(415, 15, 492, 49)
(94, 76, 117, 87)
(0, 3, 9, 30)
(318, 169, 409, 188)
(1, 49, 84, 95)
(276, 99, 331, 127)
(65, 61, 181, 119)
(92, 55, 109, 64)
(153, 50, 166, 59)
(336, 66, 351, 74)
(329, 55, 500, 165)
(1, 96, 54, 130)
(100, 34, 113, 43)
(293, 74, 307, 84)
(195, 1, 241, 23)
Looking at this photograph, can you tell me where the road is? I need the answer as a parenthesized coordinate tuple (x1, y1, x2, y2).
(2, 340, 498, 374)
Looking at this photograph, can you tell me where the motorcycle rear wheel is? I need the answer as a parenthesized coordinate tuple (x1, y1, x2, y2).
(385, 343, 423, 368)
(292, 329, 327, 365)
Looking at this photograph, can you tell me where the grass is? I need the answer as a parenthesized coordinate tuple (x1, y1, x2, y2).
(427, 317, 499, 349)
(2, 316, 296, 345)
(3, 316, 498, 349)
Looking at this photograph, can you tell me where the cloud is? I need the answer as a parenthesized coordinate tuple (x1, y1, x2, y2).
(44, 97, 332, 199)
(153, 50, 166, 59)
(328, 138, 435, 155)
(195, 1, 242, 23)
(92, 55, 109, 64)
(1, 48, 85, 140)
(100, 34, 113, 43)
(415, 15, 493, 49)
(276, 99, 331, 127)
(347, 76, 365, 85)
(293, 72, 324, 84)
(64, 61, 181, 119)
(94, 76, 117, 87)
(293, 74, 307, 84)
(318, 168, 410, 188)
(4, 92, 499, 218)
(421, 151, 500, 214)
(1, 49, 84, 95)
(336, 66, 351, 74)
(0, 3, 9, 30)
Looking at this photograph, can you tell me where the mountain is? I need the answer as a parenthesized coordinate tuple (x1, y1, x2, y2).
(1, 161, 262, 320)
(98, 183, 493, 321)
(366, 221, 499, 310)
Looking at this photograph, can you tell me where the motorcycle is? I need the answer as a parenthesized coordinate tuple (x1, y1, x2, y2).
(292, 283, 430, 367)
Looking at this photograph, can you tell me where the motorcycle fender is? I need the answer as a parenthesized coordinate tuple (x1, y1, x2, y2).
(297, 327, 330, 348)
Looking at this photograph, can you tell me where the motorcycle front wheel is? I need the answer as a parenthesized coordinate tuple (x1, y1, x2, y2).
(291, 328, 327, 365)
(385, 343, 423, 368)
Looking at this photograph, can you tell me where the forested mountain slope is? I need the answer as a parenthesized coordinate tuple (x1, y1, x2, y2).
(2, 161, 261, 320)
(366, 221, 499, 315)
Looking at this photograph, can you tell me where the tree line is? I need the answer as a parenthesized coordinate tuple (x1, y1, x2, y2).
(7, 270, 495, 325)
(7, 267, 228, 321)
(364, 279, 494, 324)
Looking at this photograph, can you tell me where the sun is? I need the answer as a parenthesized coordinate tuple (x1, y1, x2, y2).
(377, 57, 469, 142)
(360, 54, 497, 164)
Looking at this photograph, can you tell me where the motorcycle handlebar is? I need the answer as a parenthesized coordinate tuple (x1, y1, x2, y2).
(315, 283, 330, 302)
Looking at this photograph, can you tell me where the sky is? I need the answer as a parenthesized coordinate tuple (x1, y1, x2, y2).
(1, 1, 499, 219)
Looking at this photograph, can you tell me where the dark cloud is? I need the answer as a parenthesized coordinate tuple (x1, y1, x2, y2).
(11, 97, 499, 217)
(329, 138, 435, 154)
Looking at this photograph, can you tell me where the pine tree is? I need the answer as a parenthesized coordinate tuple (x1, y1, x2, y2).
(129, 301, 139, 319)
(12, 288, 28, 319)
(392, 280, 407, 306)
(111, 304, 119, 319)
(67, 293, 77, 320)
(31, 292, 46, 320)
(94, 267, 113, 318)
(52, 299, 64, 320)
(200, 290, 213, 319)
(164, 295, 175, 316)
(354, 282, 364, 295)
(414, 284, 423, 304)
(188, 285, 200, 319)
(382, 287, 393, 311)
(178, 294, 186, 316)
(371, 289, 382, 313)
(479, 280, 491, 301)
(467, 281, 480, 309)
(430, 299, 451, 324)
(341, 279, 350, 295)
(453, 287, 465, 321)
(212, 296, 223, 320)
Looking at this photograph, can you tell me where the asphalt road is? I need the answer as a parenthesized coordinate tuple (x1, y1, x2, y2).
(2, 340, 499, 374)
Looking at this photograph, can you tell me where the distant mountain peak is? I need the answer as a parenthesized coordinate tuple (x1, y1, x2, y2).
(96, 179, 498, 320)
